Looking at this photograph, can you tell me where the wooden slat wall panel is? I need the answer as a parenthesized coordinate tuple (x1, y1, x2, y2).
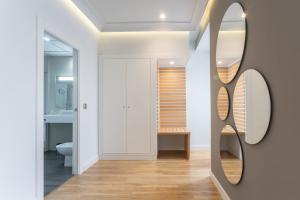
(217, 67, 228, 82)
(227, 62, 240, 82)
(233, 74, 246, 132)
(158, 67, 186, 128)
(217, 61, 240, 83)
(217, 87, 229, 120)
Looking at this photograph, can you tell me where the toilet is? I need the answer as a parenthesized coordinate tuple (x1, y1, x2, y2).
(56, 142, 73, 167)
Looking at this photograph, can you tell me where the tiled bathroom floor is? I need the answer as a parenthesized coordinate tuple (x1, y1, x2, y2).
(44, 151, 72, 196)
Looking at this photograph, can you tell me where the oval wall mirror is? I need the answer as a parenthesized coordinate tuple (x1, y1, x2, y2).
(233, 69, 271, 144)
(220, 125, 243, 184)
(217, 87, 229, 120)
(216, 2, 246, 84)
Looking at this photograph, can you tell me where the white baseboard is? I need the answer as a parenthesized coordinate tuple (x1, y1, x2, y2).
(99, 154, 157, 160)
(80, 155, 99, 174)
(210, 171, 231, 200)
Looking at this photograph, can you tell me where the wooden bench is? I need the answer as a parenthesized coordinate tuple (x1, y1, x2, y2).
(158, 127, 190, 159)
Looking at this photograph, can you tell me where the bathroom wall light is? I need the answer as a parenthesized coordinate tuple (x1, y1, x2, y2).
(57, 76, 74, 82)
(218, 61, 223, 65)
(169, 60, 175, 65)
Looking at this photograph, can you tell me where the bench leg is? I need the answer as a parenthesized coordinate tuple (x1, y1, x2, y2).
(184, 134, 190, 160)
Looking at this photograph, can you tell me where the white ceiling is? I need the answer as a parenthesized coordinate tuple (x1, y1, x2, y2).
(44, 33, 73, 56)
(72, 0, 208, 31)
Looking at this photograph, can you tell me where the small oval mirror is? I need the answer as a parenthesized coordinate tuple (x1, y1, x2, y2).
(217, 87, 229, 120)
(216, 2, 246, 84)
(233, 69, 271, 144)
(220, 125, 243, 184)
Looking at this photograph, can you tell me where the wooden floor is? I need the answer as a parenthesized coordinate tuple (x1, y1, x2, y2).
(45, 151, 221, 200)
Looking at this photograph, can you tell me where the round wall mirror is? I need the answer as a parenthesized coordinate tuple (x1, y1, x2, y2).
(217, 87, 229, 120)
(220, 125, 243, 184)
(233, 69, 271, 144)
(216, 3, 246, 84)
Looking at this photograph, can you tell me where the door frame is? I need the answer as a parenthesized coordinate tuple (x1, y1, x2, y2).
(36, 17, 80, 200)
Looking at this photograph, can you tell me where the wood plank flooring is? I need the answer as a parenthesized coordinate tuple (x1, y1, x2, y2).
(45, 151, 221, 200)
(220, 151, 243, 184)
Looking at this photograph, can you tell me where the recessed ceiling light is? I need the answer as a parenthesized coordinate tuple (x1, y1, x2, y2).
(169, 60, 175, 65)
(241, 13, 246, 18)
(44, 37, 51, 42)
(218, 61, 223, 65)
(160, 13, 166, 20)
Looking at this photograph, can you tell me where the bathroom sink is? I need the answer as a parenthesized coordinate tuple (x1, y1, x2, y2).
(44, 110, 73, 123)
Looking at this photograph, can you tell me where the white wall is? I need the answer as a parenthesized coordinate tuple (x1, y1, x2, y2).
(186, 27, 211, 150)
(221, 136, 242, 160)
(245, 71, 271, 144)
(0, 1, 99, 199)
(0, 1, 38, 200)
(39, 0, 99, 174)
(99, 32, 191, 58)
(99, 32, 192, 153)
(99, 31, 211, 151)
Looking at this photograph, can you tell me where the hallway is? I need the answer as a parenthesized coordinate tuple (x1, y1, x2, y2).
(45, 151, 221, 200)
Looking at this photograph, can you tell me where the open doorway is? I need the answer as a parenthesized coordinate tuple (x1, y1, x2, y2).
(43, 32, 78, 196)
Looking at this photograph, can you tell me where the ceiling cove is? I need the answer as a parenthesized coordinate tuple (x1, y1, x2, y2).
(72, 0, 208, 32)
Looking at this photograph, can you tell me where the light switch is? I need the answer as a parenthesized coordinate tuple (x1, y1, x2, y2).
(83, 103, 87, 109)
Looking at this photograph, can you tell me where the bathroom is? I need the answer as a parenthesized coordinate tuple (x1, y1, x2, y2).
(43, 32, 77, 196)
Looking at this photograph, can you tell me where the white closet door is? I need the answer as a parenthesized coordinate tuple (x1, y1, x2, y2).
(102, 59, 126, 154)
(126, 60, 151, 153)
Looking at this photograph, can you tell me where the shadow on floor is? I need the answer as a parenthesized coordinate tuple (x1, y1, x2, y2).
(44, 151, 72, 196)
(157, 150, 187, 159)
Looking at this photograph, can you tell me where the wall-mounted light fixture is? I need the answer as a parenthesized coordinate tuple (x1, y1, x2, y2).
(57, 76, 74, 82)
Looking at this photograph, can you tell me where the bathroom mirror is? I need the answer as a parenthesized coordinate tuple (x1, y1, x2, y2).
(55, 76, 73, 110)
(216, 2, 246, 84)
(220, 125, 243, 184)
(217, 87, 229, 120)
(233, 69, 271, 144)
